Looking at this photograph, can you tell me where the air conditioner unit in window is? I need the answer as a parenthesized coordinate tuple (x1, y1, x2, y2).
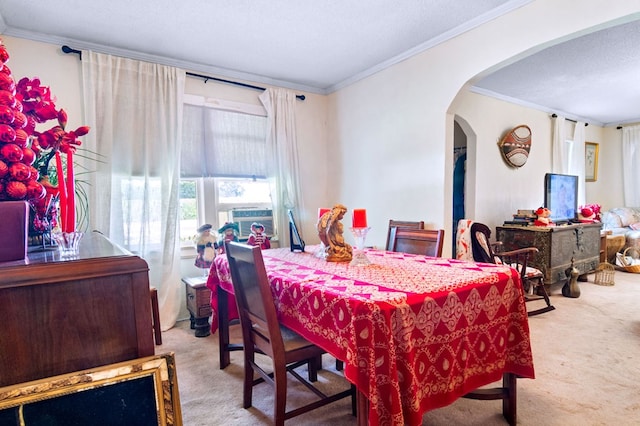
(228, 208, 274, 240)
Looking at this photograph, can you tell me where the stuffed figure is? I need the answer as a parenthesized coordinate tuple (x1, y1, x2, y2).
(247, 222, 271, 250)
(217, 222, 239, 254)
(534, 207, 553, 227)
(194, 224, 217, 272)
(578, 204, 601, 222)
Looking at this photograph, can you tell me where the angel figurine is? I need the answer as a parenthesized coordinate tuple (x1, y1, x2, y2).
(317, 204, 352, 262)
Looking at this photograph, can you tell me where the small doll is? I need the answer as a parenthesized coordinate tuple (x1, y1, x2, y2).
(217, 222, 239, 254)
(534, 207, 553, 227)
(247, 222, 271, 250)
(194, 224, 217, 271)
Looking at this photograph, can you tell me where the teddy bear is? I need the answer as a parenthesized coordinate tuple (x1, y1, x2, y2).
(534, 207, 553, 227)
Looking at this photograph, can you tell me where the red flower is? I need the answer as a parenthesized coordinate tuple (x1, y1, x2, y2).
(0, 36, 91, 232)
(15, 77, 58, 123)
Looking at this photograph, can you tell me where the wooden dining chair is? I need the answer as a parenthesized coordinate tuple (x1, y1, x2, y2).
(225, 241, 354, 425)
(470, 222, 555, 317)
(385, 220, 424, 251)
(388, 227, 445, 257)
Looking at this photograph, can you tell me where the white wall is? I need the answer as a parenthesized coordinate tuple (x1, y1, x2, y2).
(3, 37, 85, 136)
(328, 0, 640, 255)
(587, 126, 626, 211)
(453, 91, 617, 235)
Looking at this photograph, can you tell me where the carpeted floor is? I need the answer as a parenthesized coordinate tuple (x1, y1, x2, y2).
(160, 270, 640, 425)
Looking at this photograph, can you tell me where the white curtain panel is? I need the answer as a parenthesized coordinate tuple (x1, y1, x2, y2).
(552, 115, 567, 173)
(81, 51, 185, 330)
(259, 88, 304, 246)
(552, 116, 586, 207)
(622, 125, 640, 206)
(571, 121, 586, 207)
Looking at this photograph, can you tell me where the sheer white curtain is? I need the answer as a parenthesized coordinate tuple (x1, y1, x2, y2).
(551, 116, 586, 206)
(570, 121, 586, 207)
(552, 116, 567, 173)
(259, 88, 304, 246)
(622, 125, 640, 206)
(81, 51, 185, 330)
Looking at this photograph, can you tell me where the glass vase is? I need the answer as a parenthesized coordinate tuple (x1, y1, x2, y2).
(350, 227, 371, 266)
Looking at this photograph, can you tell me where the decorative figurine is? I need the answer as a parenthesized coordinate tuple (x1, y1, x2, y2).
(317, 204, 352, 262)
(194, 224, 217, 275)
(562, 258, 581, 298)
(247, 222, 271, 250)
(217, 222, 239, 254)
(534, 207, 553, 227)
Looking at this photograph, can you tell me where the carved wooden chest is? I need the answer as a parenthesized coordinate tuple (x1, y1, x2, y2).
(496, 223, 602, 286)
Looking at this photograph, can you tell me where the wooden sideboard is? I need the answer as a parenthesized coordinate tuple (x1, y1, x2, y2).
(0, 232, 155, 387)
(496, 223, 602, 287)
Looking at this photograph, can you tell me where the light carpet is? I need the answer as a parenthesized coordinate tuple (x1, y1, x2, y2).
(160, 270, 640, 425)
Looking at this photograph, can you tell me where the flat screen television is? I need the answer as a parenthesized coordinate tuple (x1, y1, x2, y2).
(544, 173, 578, 224)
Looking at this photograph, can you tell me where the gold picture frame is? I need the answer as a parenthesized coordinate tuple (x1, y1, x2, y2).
(0, 353, 182, 426)
(585, 142, 599, 182)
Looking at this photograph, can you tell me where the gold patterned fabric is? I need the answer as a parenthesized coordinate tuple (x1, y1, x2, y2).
(209, 246, 535, 426)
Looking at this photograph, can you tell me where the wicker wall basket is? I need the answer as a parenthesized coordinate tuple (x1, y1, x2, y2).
(616, 247, 640, 273)
(594, 262, 615, 286)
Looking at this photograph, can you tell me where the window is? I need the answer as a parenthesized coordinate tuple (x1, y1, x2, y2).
(179, 180, 198, 244)
(178, 176, 273, 246)
(178, 98, 273, 248)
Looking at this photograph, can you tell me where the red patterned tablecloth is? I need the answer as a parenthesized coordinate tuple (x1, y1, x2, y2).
(207, 246, 535, 426)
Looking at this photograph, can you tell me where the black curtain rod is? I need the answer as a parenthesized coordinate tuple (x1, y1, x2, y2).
(61, 45, 305, 101)
(551, 114, 588, 126)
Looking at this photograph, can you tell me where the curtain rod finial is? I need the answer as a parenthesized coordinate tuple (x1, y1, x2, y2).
(61, 45, 82, 59)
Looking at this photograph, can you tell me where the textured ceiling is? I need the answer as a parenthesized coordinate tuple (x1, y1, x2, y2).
(472, 17, 640, 127)
(1, 0, 638, 127)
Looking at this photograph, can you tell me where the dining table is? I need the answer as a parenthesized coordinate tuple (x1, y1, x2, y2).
(206, 245, 535, 426)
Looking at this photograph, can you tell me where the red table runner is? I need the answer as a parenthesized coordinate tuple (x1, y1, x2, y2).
(207, 246, 535, 426)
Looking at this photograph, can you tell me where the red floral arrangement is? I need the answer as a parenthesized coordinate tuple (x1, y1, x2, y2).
(578, 203, 601, 222)
(0, 38, 90, 234)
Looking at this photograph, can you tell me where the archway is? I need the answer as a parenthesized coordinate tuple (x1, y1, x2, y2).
(452, 115, 476, 258)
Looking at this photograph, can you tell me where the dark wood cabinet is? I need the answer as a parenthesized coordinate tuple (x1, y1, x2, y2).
(0, 232, 154, 387)
(496, 223, 602, 287)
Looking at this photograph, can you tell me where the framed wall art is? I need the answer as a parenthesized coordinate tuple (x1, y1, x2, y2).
(0, 353, 182, 426)
(585, 142, 599, 182)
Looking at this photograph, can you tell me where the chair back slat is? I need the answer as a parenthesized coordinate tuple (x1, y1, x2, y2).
(385, 220, 425, 250)
(389, 227, 445, 257)
(225, 241, 282, 357)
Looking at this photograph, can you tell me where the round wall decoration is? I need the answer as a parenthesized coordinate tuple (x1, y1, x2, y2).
(498, 124, 531, 168)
